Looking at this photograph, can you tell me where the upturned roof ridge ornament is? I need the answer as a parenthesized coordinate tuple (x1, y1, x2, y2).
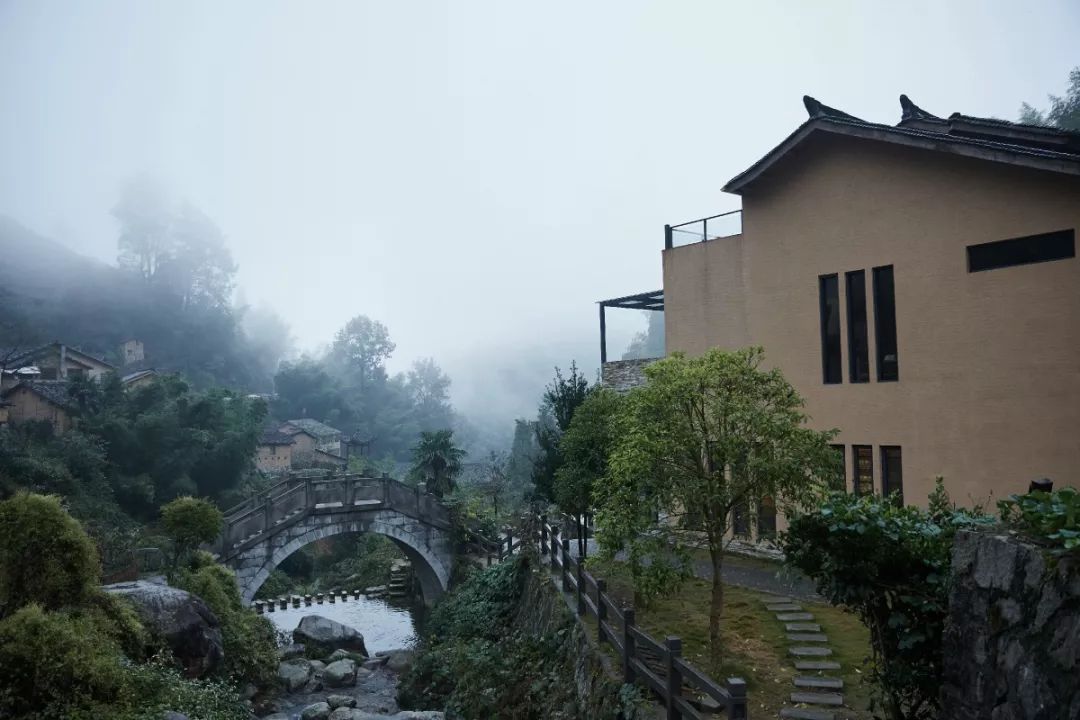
(802, 95, 863, 122)
(899, 94, 943, 122)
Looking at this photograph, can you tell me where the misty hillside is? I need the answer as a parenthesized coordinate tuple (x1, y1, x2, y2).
(0, 216, 275, 390)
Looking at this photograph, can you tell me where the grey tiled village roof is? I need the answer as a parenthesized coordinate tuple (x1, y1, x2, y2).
(0, 380, 73, 408)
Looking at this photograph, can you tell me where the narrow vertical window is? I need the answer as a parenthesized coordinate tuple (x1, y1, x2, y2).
(819, 274, 842, 384)
(853, 445, 874, 496)
(881, 446, 903, 506)
(845, 270, 869, 382)
(732, 500, 750, 537)
(757, 496, 777, 540)
(829, 444, 847, 491)
(873, 265, 898, 381)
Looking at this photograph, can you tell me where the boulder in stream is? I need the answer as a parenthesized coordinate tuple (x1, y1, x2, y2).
(278, 658, 314, 692)
(294, 615, 369, 657)
(323, 658, 358, 688)
(300, 702, 331, 720)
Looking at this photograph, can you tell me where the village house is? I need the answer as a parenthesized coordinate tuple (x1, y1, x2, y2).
(0, 343, 115, 389)
(600, 94, 1080, 541)
(0, 381, 75, 434)
(280, 418, 345, 457)
(255, 429, 295, 474)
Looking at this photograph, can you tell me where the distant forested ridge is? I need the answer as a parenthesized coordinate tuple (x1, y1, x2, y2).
(0, 209, 285, 392)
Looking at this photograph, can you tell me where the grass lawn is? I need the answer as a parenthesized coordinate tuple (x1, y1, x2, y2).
(585, 557, 875, 718)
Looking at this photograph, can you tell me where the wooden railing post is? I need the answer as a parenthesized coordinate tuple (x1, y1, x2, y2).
(727, 678, 748, 720)
(560, 537, 570, 591)
(665, 637, 683, 720)
(575, 560, 585, 616)
(549, 525, 560, 567)
(596, 579, 607, 643)
(622, 608, 636, 685)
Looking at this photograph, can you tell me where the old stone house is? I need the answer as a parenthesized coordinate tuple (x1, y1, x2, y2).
(0, 381, 74, 434)
(255, 429, 295, 474)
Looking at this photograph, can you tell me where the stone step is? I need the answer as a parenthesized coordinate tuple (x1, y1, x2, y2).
(758, 595, 793, 604)
(787, 633, 829, 643)
(790, 691, 844, 706)
(766, 603, 804, 612)
(779, 709, 835, 720)
(794, 660, 841, 671)
(785, 623, 822, 632)
(789, 646, 833, 657)
(776, 612, 815, 622)
(793, 675, 844, 690)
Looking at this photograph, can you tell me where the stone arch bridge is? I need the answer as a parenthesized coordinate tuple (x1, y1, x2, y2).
(217, 473, 453, 605)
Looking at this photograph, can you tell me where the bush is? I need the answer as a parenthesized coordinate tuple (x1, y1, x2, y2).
(999, 486, 1080, 551)
(118, 655, 250, 720)
(0, 493, 100, 617)
(782, 484, 991, 720)
(0, 603, 132, 719)
(173, 562, 279, 689)
(161, 496, 223, 567)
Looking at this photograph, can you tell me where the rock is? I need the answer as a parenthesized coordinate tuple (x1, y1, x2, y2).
(327, 694, 357, 709)
(162, 713, 189, 720)
(363, 656, 388, 670)
(105, 580, 223, 677)
(384, 649, 415, 674)
(323, 658, 358, 688)
(240, 683, 258, 700)
(278, 659, 314, 692)
(279, 643, 306, 660)
(310, 659, 327, 673)
(302, 676, 324, 693)
(301, 702, 331, 720)
(294, 615, 369, 657)
(327, 648, 354, 662)
(328, 709, 358, 720)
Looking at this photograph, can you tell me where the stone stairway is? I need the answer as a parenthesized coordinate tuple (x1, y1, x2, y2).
(760, 594, 845, 720)
(387, 559, 412, 599)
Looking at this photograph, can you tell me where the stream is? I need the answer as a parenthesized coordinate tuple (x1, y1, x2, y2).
(260, 595, 427, 719)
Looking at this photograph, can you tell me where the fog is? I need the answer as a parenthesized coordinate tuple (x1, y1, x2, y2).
(1, 0, 1076, 433)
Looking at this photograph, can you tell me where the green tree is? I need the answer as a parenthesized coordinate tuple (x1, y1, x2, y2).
(621, 310, 665, 360)
(531, 363, 591, 502)
(553, 387, 622, 558)
(1020, 66, 1080, 130)
(330, 315, 396, 393)
(409, 430, 465, 498)
(0, 493, 101, 617)
(161, 496, 223, 568)
(506, 418, 539, 488)
(479, 451, 511, 518)
(407, 357, 455, 432)
(594, 348, 838, 662)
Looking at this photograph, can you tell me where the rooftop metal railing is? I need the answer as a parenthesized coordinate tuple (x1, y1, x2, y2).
(664, 210, 742, 249)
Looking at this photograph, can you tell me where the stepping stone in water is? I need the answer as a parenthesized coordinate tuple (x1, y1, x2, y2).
(794, 660, 841, 671)
(787, 633, 829, 643)
(777, 612, 815, 622)
(789, 646, 833, 657)
(791, 691, 844, 706)
(766, 603, 803, 612)
(794, 675, 844, 690)
(786, 623, 821, 632)
(779, 709, 836, 720)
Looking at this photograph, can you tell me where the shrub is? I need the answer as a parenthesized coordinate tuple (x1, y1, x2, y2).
(0, 604, 132, 719)
(0, 493, 100, 618)
(999, 486, 1080, 551)
(118, 654, 250, 720)
(782, 485, 991, 720)
(161, 496, 223, 567)
(173, 562, 279, 689)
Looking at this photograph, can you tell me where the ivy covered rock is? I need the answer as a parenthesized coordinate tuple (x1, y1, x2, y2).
(105, 579, 224, 677)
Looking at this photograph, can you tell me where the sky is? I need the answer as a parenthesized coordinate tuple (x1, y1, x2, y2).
(1, 0, 1077, 421)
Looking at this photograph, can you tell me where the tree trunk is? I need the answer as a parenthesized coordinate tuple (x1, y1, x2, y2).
(709, 546, 724, 668)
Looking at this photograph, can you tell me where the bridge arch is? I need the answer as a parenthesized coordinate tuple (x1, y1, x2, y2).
(216, 475, 454, 606)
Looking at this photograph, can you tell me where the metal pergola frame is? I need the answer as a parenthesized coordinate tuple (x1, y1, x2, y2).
(598, 289, 664, 363)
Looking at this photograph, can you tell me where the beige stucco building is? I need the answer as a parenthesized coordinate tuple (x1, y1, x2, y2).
(256, 430, 295, 474)
(610, 95, 1079, 533)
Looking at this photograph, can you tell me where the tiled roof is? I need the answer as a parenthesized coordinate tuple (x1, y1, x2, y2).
(0, 343, 116, 371)
(0, 380, 73, 409)
(259, 429, 296, 446)
(282, 418, 342, 439)
(120, 369, 157, 384)
(724, 94, 1080, 194)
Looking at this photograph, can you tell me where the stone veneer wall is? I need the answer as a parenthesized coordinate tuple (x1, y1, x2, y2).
(941, 530, 1080, 719)
(600, 357, 657, 393)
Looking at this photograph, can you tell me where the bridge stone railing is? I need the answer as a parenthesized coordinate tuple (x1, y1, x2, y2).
(217, 472, 451, 560)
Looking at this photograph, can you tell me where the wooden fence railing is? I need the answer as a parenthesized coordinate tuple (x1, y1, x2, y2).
(496, 516, 749, 719)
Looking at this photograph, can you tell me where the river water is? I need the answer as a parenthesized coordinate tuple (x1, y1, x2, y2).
(262, 594, 422, 653)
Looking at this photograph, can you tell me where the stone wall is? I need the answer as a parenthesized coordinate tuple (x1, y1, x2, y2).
(600, 358, 656, 393)
(941, 530, 1080, 719)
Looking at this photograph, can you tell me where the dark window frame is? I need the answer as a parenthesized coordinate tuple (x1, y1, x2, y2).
(853, 445, 874, 496)
(829, 443, 847, 492)
(872, 265, 899, 382)
(967, 229, 1075, 273)
(845, 270, 870, 383)
(881, 446, 903, 506)
(819, 274, 843, 385)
